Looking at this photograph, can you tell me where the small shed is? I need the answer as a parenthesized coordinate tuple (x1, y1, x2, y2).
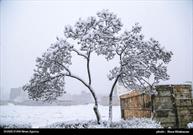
(120, 84, 193, 128)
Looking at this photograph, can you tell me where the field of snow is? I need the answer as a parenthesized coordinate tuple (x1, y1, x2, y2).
(0, 103, 121, 128)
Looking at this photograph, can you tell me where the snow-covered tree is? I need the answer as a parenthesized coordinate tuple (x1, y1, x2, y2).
(107, 23, 173, 123)
(23, 9, 122, 124)
(23, 9, 172, 125)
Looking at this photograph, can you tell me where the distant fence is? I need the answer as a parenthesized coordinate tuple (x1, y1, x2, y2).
(120, 85, 193, 128)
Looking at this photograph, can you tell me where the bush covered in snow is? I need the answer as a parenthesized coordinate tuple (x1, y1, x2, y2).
(45, 118, 162, 128)
(187, 122, 193, 128)
(0, 123, 32, 128)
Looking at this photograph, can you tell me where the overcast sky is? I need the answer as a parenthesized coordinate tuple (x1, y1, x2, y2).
(0, 0, 192, 100)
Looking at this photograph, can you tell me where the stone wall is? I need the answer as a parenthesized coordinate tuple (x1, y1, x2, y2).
(120, 91, 152, 118)
(172, 85, 193, 128)
(120, 84, 193, 128)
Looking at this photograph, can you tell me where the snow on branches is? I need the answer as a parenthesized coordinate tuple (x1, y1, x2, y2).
(64, 9, 123, 60)
(23, 10, 173, 122)
(108, 22, 173, 95)
(23, 39, 73, 101)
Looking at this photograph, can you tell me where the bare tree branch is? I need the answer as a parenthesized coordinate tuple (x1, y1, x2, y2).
(39, 58, 71, 75)
(41, 74, 64, 84)
(72, 48, 87, 59)
(87, 51, 92, 85)
(51, 60, 71, 75)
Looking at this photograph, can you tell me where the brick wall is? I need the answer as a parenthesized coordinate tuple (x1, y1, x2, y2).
(120, 84, 193, 128)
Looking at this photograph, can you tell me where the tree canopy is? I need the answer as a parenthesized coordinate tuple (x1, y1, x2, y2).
(23, 9, 173, 124)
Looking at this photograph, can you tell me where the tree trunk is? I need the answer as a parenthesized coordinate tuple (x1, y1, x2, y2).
(66, 74, 101, 124)
(108, 95, 113, 125)
(108, 75, 120, 126)
(93, 103, 101, 124)
(86, 53, 101, 124)
(89, 86, 101, 124)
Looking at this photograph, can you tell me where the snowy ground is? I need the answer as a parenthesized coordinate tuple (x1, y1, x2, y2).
(0, 103, 121, 128)
(0, 103, 163, 128)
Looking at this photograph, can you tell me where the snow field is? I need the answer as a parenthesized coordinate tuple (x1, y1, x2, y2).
(0, 104, 120, 128)
(0, 103, 163, 128)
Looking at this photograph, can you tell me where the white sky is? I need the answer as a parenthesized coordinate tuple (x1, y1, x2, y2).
(0, 0, 192, 100)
